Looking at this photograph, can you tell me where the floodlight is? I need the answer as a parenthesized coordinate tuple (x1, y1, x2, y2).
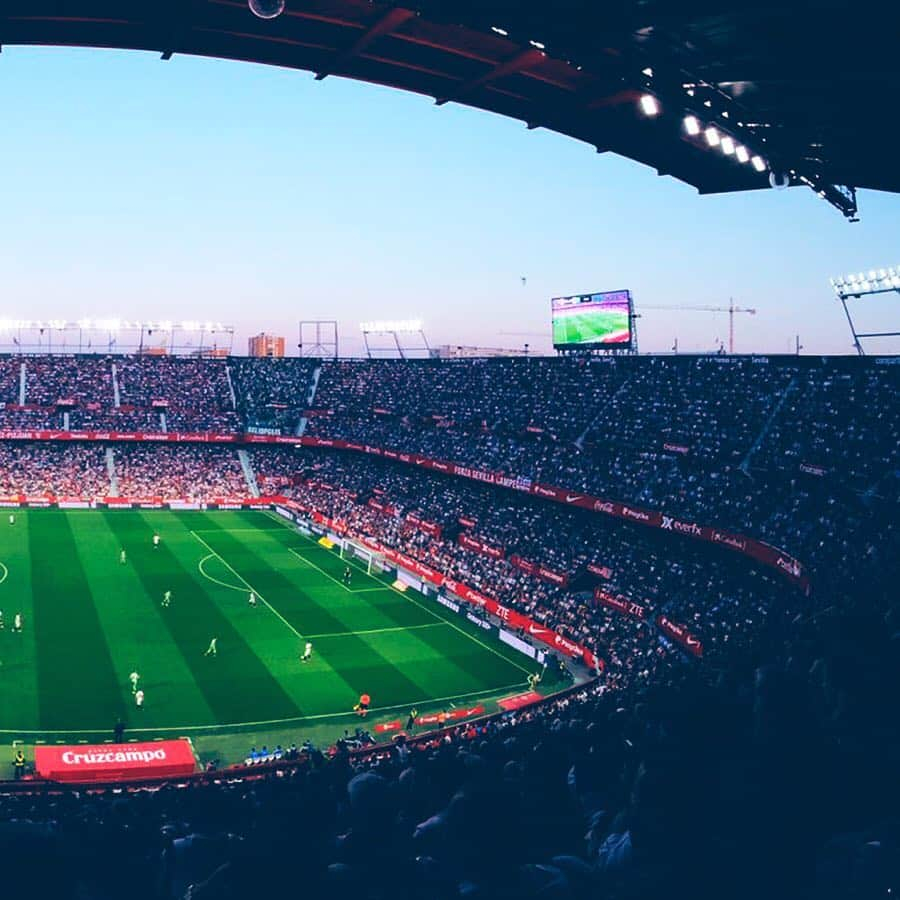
(249, 0, 285, 19)
(491, 26, 508, 36)
(639, 94, 659, 116)
(639, 95, 659, 116)
(683, 115, 701, 135)
(641, 67, 653, 77)
(735, 145, 750, 163)
(721, 136, 735, 155)
(704, 127, 719, 146)
(751, 155, 766, 172)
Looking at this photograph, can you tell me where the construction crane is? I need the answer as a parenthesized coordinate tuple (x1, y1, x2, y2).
(640, 298, 756, 353)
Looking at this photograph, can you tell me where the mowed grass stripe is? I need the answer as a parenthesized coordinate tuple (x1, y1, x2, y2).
(184, 513, 438, 705)
(103, 510, 301, 723)
(189, 514, 415, 636)
(28, 510, 126, 730)
(286, 534, 535, 678)
(0, 514, 41, 731)
(204, 515, 530, 694)
(290, 543, 532, 684)
(67, 512, 218, 729)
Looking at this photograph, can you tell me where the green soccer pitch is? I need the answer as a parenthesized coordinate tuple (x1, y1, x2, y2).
(0, 509, 549, 757)
(552, 310, 631, 346)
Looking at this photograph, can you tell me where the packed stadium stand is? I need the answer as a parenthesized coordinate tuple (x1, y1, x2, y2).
(1, 352, 897, 899)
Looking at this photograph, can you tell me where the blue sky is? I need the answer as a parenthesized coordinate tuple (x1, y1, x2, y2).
(0, 46, 897, 356)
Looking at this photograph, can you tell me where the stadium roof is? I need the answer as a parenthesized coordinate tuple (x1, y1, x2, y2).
(2, 0, 897, 220)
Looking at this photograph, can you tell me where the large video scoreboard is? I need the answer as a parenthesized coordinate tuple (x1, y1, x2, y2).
(551, 290, 633, 349)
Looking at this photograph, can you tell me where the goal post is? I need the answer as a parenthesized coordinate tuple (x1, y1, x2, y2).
(339, 538, 387, 576)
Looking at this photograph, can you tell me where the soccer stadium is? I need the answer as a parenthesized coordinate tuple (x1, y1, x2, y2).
(1, 2, 899, 899)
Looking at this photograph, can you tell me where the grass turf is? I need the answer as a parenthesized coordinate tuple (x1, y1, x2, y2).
(0, 509, 538, 744)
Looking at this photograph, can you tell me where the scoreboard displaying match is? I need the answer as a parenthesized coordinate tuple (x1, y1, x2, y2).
(551, 290, 633, 349)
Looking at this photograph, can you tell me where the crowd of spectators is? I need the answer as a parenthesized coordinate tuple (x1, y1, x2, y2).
(117, 357, 240, 433)
(0, 442, 110, 497)
(228, 357, 317, 435)
(0, 354, 241, 433)
(0, 353, 898, 898)
(114, 445, 248, 500)
(1, 600, 897, 900)
(302, 356, 899, 574)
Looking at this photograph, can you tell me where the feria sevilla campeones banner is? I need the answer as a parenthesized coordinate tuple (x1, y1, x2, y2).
(34, 739, 197, 783)
(290, 436, 809, 592)
(0, 430, 808, 591)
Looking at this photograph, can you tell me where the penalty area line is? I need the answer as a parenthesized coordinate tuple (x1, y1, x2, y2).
(0, 561, 8, 586)
(189, 530, 305, 641)
(305, 622, 448, 640)
(292, 539, 532, 677)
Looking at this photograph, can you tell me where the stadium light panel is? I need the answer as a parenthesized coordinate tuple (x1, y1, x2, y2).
(361, 320, 423, 334)
(721, 136, 735, 155)
(735, 145, 750, 163)
(642, 67, 653, 77)
(249, 0, 286, 19)
(491, 26, 508, 36)
(704, 127, 720, 146)
(639, 94, 660, 116)
(751, 155, 766, 172)
(683, 115, 701, 135)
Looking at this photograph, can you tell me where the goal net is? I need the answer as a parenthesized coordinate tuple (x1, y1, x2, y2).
(339, 538, 387, 576)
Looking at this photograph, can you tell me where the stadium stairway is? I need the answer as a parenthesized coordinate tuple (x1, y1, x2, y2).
(18, 362, 26, 404)
(111, 361, 121, 407)
(106, 447, 119, 496)
(740, 375, 797, 473)
(296, 363, 323, 436)
(238, 449, 260, 497)
(225, 364, 238, 411)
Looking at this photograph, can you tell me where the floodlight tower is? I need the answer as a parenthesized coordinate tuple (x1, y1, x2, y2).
(830, 268, 900, 355)
(360, 320, 431, 358)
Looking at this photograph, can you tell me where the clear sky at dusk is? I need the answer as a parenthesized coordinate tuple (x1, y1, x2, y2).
(0, 46, 897, 356)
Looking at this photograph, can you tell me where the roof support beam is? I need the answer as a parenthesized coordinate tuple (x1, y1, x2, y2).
(315, 7, 415, 80)
(159, 0, 201, 61)
(436, 48, 545, 106)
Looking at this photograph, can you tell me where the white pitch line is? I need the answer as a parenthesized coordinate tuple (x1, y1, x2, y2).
(197, 554, 245, 593)
(0, 682, 525, 736)
(189, 530, 305, 641)
(287, 546, 386, 594)
(305, 622, 447, 640)
(289, 544, 533, 677)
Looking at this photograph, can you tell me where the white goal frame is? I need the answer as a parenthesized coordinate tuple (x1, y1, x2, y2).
(339, 538, 387, 576)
